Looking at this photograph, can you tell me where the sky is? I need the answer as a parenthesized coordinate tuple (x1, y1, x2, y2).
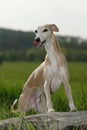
(0, 0, 87, 38)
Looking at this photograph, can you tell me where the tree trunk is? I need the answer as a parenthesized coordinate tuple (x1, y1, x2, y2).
(0, 111, 87, 130)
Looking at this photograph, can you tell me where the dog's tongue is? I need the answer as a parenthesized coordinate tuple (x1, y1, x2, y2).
(34, 41, 42, 47)
(33, 41, 39, 46)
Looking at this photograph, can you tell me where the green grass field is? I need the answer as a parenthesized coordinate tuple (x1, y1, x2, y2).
(0, 62, 87, 120)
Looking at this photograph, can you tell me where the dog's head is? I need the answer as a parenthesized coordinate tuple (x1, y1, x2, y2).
(34, 24, 59, 48)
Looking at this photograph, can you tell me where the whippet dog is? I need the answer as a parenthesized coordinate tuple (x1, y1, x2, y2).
(11, 24, 77, 114)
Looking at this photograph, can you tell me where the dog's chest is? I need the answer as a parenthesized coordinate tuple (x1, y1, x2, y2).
(45, 43, 64, 92)
(46, 62, 64, 93)
(47, 48, 63, 77)
(47, 56, 64, 93)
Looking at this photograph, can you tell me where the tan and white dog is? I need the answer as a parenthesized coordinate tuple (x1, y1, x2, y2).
(11, 24, 77, 114)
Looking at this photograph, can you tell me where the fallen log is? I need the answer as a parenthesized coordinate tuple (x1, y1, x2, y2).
(0, 111, 87, 130)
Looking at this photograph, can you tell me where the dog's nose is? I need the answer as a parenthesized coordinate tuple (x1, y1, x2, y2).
(35, 37, 40, 42)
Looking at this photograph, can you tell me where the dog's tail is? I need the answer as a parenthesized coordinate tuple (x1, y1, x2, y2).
(11, 99, 19, 113)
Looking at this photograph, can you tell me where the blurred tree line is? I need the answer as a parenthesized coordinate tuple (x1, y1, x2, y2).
(0, 28, 87, 63)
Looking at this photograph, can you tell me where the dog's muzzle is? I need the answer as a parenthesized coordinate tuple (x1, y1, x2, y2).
(34, 38, 46, 48)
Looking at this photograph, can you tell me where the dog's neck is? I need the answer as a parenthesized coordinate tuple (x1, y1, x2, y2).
(45, 34, 61, 66)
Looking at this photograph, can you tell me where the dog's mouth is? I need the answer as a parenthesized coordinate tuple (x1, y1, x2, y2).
(33, 40, 46, 48)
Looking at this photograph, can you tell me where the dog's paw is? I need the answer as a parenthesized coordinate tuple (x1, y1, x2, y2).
(69, 103, 77, 112)
(70, 108, 77, 112)
(48, 108, 55, 113)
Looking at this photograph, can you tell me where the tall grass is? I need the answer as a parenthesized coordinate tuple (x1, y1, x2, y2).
(0, 62, 87, 120)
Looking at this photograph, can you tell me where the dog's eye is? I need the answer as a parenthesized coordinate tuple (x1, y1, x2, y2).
(43, 29, 48, 32)
(35, 30, 37, 33)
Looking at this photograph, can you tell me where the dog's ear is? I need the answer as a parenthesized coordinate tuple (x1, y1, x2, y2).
(50, 24, 59, 32)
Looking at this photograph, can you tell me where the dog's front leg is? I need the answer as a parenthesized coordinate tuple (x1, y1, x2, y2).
(44, 80, 55, 112)
(63, 79, 77, 112)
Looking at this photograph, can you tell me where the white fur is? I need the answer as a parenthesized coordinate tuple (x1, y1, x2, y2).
(35, 24, 77, 112)
(11, 24, 77, 114)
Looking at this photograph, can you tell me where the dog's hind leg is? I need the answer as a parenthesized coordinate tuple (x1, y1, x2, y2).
(35, 94, 47, 113)
(18, 93, 30, 115)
